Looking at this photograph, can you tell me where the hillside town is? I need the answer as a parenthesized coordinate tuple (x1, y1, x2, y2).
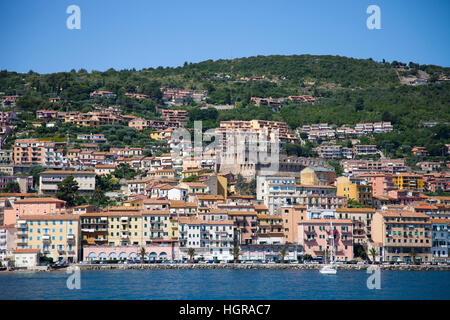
(0, 84, 449, 270)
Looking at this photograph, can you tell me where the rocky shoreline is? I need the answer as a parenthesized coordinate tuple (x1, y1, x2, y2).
(2, 263, 449, 273)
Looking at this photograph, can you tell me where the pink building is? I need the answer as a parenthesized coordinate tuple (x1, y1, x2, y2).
(3, 198, 66, 225)
(228, 211, 258, 245)
(357, 173, 395, 197)
(82, 244, 179, 261)
(128, 118, 149, 131)
(298, 219, 354, 261)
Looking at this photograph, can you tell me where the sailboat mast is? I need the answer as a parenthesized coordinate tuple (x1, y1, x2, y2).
(330, 219, 334, 264)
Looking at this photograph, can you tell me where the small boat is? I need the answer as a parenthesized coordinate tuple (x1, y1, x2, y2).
(50, 261, 68, 269)
(320, 264, 337, 274)
(319, 218, 337, 275)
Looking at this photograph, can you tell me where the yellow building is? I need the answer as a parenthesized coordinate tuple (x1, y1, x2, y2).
(393, 174, 424, 192)
(300, 167, 336, 186)
(169, 218, 178, 240)
(336, 176, 373, 207)
(123, 197, 144, 209)
(67, 149, 80, 165)
(256, 214, 283, 234)
(106, 211, 143, 246)
(182, 168, 203, 179)
(150, 128, 173, 141)
(141, 210, 172, 244)
(18, 214, 80, 263)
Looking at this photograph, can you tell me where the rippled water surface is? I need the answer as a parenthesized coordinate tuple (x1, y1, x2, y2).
(0, 269, 449, 299)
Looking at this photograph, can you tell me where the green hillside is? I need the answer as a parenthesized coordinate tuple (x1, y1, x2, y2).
(1, 54, 449, 160)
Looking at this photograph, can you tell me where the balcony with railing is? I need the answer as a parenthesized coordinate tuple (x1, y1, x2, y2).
(16, 220, 27, 229)
(16, 238, 27, 245)
(42, 235, 51, 243)
(67, 234, 76, 243)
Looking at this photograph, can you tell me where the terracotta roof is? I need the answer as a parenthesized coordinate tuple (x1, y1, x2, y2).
(300, 219, 353, 224)
(229, 195, 255, 199)
(13, 249, 41, 253)
(143, 199, 170, 204)
(101, 211, 143, 217)
(169, 201, 197, 208)
(430, 218, 449, 224)
(257, 214, 282, 220)
(21, 214, 79, 220)
(253, 205, 268, 210)
(0, 193, 37, 197)
(182, 182, 208, 188)
(379, 210, 429, 219)
(178, 217, 233, 225)
(336, 208, 375, 213)
(197, 195, 224, 200)
(79, 212, 111, 217)
(41, 170, 95, 175)
(14, 197, 65, 204)
(141, 210, 171, 215)
(228, 211, 258, 216)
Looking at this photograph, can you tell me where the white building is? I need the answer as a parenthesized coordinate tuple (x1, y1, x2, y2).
(167, 187, 188, 201)
(13, 249, 40, 269)
(39, 171, 96, 195)
(178, 217, 234, 261)
(0, 225, 15, 262)
(431, 219, 449, 262)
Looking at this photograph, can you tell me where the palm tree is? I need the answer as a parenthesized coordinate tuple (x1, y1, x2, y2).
(280, 247, 287, 264)
(138, 247, 146, 264)
(187, 248, 195, 263)
(232, 245, 240, 263)
(369, 247, 378, 264)
(409, 248, 417, 265)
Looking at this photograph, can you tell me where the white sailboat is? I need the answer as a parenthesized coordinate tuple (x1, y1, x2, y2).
(320, 218, 337, 275)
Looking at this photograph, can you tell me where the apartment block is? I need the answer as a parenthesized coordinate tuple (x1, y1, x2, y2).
(39, 171, 96, 195)
(336, 176, 373, 207)
(336, 208, 375, 244)
(106, 212, 143, 246)
(80, 212, 109, 246)
(13, 139, 67, 167)
(18, 214, 80, 263)
(430, 219, 448, 262)
(342, 159, 407, 176)
(178, 217, 234, 261)
(371, 210, 432, 263)
(298, 219, 354, 261)
(393, 173, 424, 192)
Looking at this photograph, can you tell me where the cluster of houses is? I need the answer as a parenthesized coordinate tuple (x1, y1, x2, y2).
(298, 122, 394, 141)
(0, 158, 448, 268)
(316, 144, 379, 159)
(161, 87, 207, 106)
(250, 95, 317, 112)
(0, 91, 448, 269)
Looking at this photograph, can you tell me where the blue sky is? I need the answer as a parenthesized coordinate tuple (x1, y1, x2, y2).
(0, 0, 449, 73)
